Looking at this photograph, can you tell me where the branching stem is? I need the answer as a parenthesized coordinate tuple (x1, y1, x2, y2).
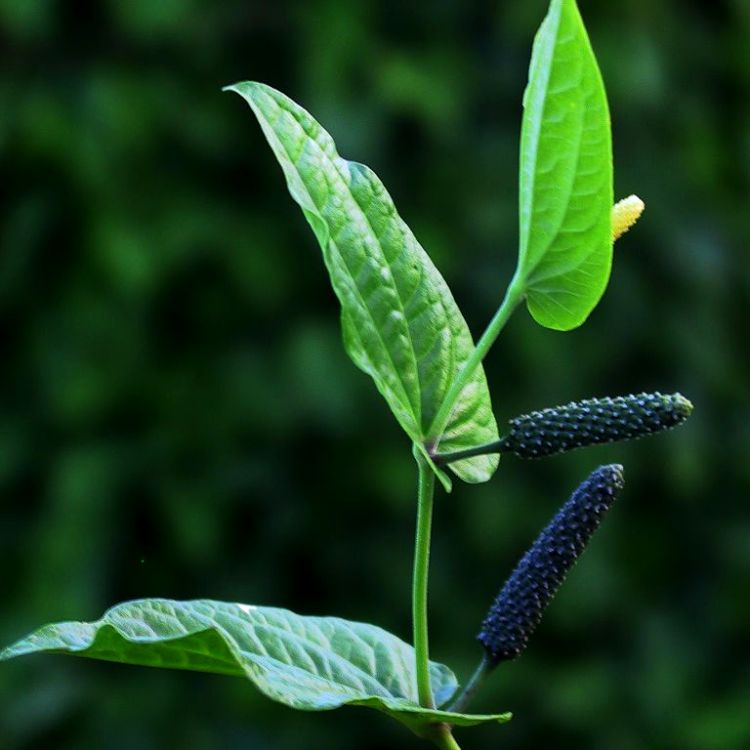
(428, 275, 525, 446)
(413, 276, 524, 743)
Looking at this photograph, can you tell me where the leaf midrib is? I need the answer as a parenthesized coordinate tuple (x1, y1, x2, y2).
(97, 610, 405, 700)
(237, 621, 399, 698)
(260, 93, 425, 435)
(518, 0, 563, 275)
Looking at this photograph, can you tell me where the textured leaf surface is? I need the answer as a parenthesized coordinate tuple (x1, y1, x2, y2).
(225, 82, 498, 484)
(516, 0, 613, 330)
(1, 599, 511, 736)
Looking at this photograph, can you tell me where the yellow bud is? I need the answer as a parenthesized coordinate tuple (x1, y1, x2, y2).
(612, 195, 645, 241)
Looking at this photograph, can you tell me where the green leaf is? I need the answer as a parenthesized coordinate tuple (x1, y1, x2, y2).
(0, 599, 511, 737)
(515, 0, 613, 331)
(224, 82, 498, 485)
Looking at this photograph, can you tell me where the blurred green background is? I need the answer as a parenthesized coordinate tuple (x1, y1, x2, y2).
(1, 1, 748, 748)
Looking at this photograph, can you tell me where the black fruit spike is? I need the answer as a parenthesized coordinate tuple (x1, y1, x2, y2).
(478, 464, 625, 665)
(498, 392, 692, 459)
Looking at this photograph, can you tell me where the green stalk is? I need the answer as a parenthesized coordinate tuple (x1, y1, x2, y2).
(428, 275, 525, 446)
(412, 449, 437, 709)
(431, 726, 463, 750)
(434, 440, 503, 465)
(447, 655, 494, 713)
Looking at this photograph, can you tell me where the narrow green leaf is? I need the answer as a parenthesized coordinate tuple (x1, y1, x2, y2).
(515, 0, 613, 331)
(1, 599, 511, 737)
(224, 82, 498, 484)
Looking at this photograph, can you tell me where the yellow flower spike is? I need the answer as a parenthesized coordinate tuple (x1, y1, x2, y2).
(612, 195, 645, 241)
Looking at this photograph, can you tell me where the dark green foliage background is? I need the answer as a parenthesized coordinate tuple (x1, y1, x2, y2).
(1, 1, 747, 748)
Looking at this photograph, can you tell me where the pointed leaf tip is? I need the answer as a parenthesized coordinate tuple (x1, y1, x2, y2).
(2, 599, 511, 736)
(515, 0, 613, 331)
(227, 81, 499, 483)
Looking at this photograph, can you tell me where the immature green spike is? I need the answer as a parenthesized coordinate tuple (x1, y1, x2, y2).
(498, 392, 693, 459)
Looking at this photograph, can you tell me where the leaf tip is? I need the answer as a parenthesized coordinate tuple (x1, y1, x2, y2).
(222, 81, 263, 98)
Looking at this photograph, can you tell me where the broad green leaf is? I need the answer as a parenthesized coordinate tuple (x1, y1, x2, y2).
(0, 599, 511, 737)
(515, 0, 613, 331)
(224, 82, 498, 485)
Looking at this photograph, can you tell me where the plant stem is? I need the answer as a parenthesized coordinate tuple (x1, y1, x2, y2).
(447, 655, 494, 713)
(434, 440, 504, 465)
(427, 274, 525, 446)
(412, 449, 437, 709)
(431, 726, 463, 750)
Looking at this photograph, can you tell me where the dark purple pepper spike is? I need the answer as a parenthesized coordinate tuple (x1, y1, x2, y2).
(478, 464, 625, 665)
(498, 392, 692, 459)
